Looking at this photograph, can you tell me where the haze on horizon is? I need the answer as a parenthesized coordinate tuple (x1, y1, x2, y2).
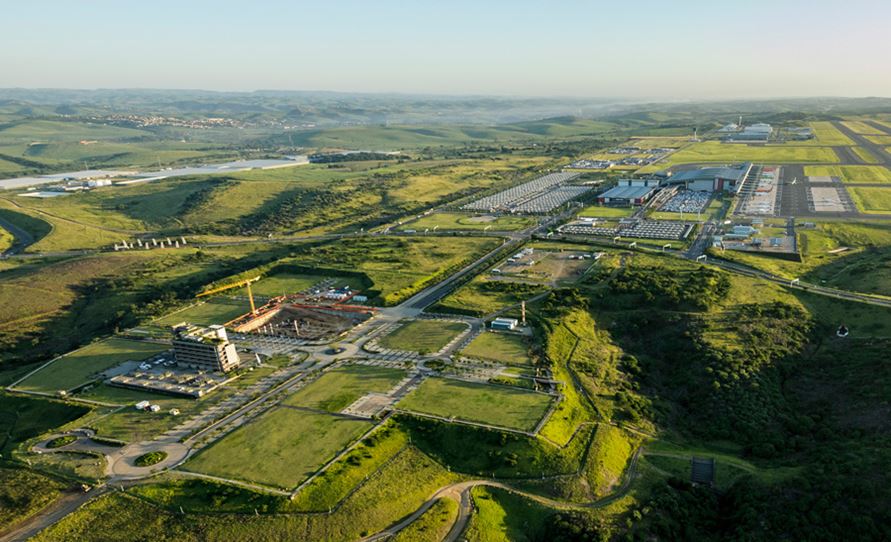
(3, 0, 890, 100)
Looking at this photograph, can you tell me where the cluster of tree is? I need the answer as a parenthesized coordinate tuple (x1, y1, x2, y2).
(604, 266, 730, 310)
(308, 151, 400, 163)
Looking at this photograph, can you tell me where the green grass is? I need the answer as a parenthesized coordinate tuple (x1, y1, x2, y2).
(397, 212, 536, 232)
(45, 434, 77, 448)
(804, 165, 891, 184)
(151, 298, 251, 328)
(378, 320, 468, 353)
(398, 378, 552, 432)
(842, 120, 885, 135)
(848, 186, 891, 213)
(0, 393, 89, 454)
(649, 141, 839, 169)
(578, 205, 635, 218)
(465, 486, 553, 542)
(0, 468, 65, 530)
(249, 272, 338, 297)
(135, 451, 168, 467)
(461, 332, 531, 365)
(14, 338, 168, 394)
(182, 406, 372, 490)
(0, 224, 12, 252)
(853, 147, 879, 163)
(809, 121, 855, 146)
(283, 365, 406, 412)
(392, 497, 459, 542)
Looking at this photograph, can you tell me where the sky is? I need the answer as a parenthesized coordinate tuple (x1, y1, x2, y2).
(2, 0, 891, 99)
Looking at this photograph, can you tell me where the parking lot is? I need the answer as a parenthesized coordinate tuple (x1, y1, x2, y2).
(462, 171, 581, 212)
(511, 185, 590, 214)
(661, 190, 711, 213)
(560, 219, 693, 240)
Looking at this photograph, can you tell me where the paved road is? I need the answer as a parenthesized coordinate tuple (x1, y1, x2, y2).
(0, 488, 108, 542)
(0, 213, 34, 255)
(834, 121, 891, 166)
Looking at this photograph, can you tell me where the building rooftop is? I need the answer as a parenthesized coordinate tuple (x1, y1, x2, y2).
(669, 164, 750, 184)
(599, 185, 656, 200)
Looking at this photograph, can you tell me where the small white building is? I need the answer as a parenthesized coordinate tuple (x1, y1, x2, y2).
(491, 317, 519, 331)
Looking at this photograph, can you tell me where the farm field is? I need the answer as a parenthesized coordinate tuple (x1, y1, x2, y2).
(397, 377, 552, 431)
(13, 338, 168, 394)
(283, 365, 406, 412)
(397, 212, 536, 232)
(848, 187, 891, 214)
(460, 332, 531, 366)
(182, 407, 373, 490)
(805, 165, 891, 184)
(378, 320, 468, 353)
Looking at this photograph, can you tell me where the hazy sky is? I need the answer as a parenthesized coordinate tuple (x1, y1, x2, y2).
(3, 0, 890, 99)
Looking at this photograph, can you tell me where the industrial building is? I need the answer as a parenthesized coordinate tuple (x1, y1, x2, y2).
(491, 318, 519, 331)
(725, 123, 773, 142)
(664, 163, 751, 192)
(172, 324, 241, 373)
(596, 179, 660, 206)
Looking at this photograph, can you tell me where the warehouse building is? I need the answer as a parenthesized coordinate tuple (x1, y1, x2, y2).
(490, 317, 519, 331)
(597, 183, 657, 205)
(664, 163, 751, 192)
(726, 123, 773, 142)
(172, 324, 240, 373)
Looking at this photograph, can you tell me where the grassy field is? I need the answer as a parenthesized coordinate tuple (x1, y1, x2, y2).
(842, 120, 885, 135)
(378, 320, 468, 353)
(248, 272, 338, 297)
(464, 486, 553, 542)
(0, 224, 12, 252)
(397, 212, 536, 232)
(182, 407, 372, 489)
(398, 378, 552, 431)
(577, 205, 635, 218)
(646, 141, 839, 170)
(151, 298, 251, 328)
(853, 147, 879, 163)
(437, 274, 548, 316)
(865, 135, 891, 146)
(283, 365, 406, 412)
(848, 186, 891, 213)
(804, 165, 891, 184)
(809, 121, 855, 146)
(14, 338, 168, 394)
(0, 393, 89, 454)
(0, 468, 66, 530)
(392, 497, 459, 542)
(460, 332, 531, 365)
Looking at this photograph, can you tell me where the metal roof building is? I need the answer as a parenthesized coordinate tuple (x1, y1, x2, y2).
(666, 163, 751, 192)
(596, 185, 657, 205)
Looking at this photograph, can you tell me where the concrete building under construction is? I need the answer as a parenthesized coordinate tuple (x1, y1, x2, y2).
(231, 303, 374, 341)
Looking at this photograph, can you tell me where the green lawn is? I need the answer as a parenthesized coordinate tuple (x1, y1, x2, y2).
(0, 224, 12, 252)
(804, 165, 891, 184)
(283, 365, 406, 412)
(378, 320, 468, 353)
(392, 497, 459, 542)
(0, 394, 89, 454)
(182, 407, 372, 490)
(398, 378, 552, 431)
(249, 273, 340, 298)
(461, 332, 531, 366)
(853, 147, 879, 163)
(397, 213, 536, 232)
(577, 205, 635, 218)
(848, 186, 891, 213)
(15, 338, 168, 394)
(152, 298, 251, 327)
(842, 120, 885, 135)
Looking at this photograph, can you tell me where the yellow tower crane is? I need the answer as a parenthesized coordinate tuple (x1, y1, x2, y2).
(196, 276, 261, 315)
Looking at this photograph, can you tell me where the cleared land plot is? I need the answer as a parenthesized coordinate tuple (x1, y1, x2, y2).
(378, 320, 467, 353)
(398, 378, 552, 431)
(499, 251, 590, 284)
(460, 332, 531, 366)
(397, 213, 536, 232)
(283, 365, 406, 412)
(152, 298, 251, 327)
(848, 187, 891, 214)
(805, 165, 891, 184)
(651, 141, 839, 169)
(182, 407, 372, 489)
(15, 338, 167, 394)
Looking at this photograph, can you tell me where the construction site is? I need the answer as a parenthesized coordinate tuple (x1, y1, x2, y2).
(199, 276, 376, 343)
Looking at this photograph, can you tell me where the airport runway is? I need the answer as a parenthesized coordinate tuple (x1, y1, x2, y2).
(834, 121, 891, 166)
